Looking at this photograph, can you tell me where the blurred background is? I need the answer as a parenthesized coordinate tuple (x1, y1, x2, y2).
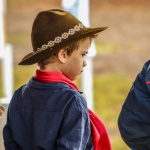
(0, 0, 150, 149)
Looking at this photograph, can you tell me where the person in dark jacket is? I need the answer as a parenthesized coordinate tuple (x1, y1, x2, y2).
(118, 60, 150, 150)
(3, 9, 111, 150)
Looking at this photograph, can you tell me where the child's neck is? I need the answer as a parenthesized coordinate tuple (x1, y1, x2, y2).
(38, 64, 62, 73)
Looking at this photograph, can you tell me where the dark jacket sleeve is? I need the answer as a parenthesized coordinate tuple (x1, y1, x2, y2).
(118, 60, 150, 150)
(3, 107, 21, 150)
(3, 90, 22, 150)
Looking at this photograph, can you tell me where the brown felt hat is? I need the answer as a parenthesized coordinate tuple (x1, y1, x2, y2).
(19, 9, 108, 65)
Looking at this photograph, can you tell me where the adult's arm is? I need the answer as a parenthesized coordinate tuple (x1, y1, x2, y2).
(118, 60, 150, 150)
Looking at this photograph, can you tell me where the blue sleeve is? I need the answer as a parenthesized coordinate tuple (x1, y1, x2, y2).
(3, 107, 21, 150)
(56, 94, 93, 150)
(118, 60, 150, 150)
(3, 91, 22, 150)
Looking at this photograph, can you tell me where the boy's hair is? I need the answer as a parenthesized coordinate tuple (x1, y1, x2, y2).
(38, 35, 97, 70)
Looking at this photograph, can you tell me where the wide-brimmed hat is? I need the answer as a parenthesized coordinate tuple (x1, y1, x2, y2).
(19, 9, 108, 65)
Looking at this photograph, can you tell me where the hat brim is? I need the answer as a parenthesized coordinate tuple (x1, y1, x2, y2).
(19, 26, 108, 65)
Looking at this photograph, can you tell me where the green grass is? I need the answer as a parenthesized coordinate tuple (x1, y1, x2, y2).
(93, 74, 132, 150)
(0, 66, 132, 150)
(13, 65, 37, 90)
(95, 41, 119, 54)
(6, 33, 29, 45)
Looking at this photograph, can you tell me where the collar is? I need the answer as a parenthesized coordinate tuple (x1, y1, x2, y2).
(34, 69, 79, 91)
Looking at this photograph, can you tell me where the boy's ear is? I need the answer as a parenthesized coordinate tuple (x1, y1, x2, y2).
(57, 48, 68, 63)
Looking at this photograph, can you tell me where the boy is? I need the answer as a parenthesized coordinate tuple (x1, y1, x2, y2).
(3, 9, 111, 150)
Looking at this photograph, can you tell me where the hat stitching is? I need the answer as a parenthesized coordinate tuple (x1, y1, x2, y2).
(35, 23, 84, 54)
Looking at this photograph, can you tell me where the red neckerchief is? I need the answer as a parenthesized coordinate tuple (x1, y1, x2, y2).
(34, 69, 112, 150)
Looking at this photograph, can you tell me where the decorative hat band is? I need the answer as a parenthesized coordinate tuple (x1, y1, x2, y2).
(18, 9, 108, 65)
(33, 23, 84, 54)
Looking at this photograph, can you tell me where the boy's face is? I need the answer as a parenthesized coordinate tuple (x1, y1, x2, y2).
(63, 38, 91, 81)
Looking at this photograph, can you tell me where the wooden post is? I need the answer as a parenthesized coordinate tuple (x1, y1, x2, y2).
(0, 1, 13, 149)
(0, 0, 5, 59)
(0, 0, 13, 103)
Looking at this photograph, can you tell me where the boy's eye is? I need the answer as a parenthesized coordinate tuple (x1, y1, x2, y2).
(82, 54, 87, 57)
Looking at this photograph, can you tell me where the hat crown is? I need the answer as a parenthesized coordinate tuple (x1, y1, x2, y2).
(31, 9, 83, 53)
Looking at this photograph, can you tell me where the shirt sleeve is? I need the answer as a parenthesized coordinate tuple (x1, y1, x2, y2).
(3, 89, 23, 150)
(3, 106, 21, 150)
(56, 93, 93, 150)
(118, 60, 150, 150)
